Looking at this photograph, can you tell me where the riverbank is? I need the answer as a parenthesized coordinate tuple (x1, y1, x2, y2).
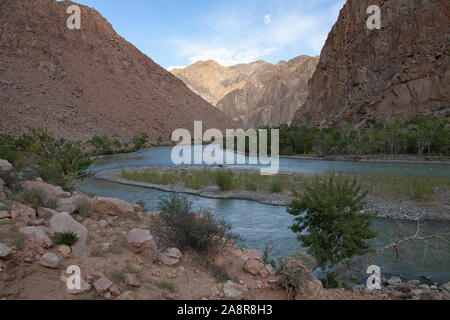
(96, 167, 450, 222)
(283, 154, 450, 165)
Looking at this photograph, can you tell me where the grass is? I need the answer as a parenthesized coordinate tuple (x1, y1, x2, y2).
(121, 167, 450, 202)
(0, 229, 26, 249)
(153, 280, 177, 293)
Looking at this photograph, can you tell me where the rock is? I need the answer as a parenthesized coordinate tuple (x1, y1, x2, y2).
(109, 285, 121, 297)
(388, 276, 402, 286)
(407, 280, 421, 286)
(158, 248, 183, 266)
(126, 229, 158, 264)
(98, 220, 108, 228)
(411, 289, 423, 296)
(58, 245, 72, 257)
(66, 278, 91, 295)
(430, 285, 438, 290)
(0, 243, 13, 259)
(117, 291, 136, 300)
(440, 282, 450, 293)
(19, 226, 53, 248)
(22, 180, 70, 203)
(37, 207, 58, 219)
(39, 252, 61, 269)
(0, 211, 11, 219)
(259, 268, 269, 279)
(94, 197, 134, 216)
(244, 258, 263, 276)
(93, 277, 113, 294)
(10, 202, 36, 221)
(0, 159, 13, 172)
(291, 0, 450, 128)
(32, 219, 46, 226)
(50, 212, 89, 255)
(133, 204, 142, 213)
(246, 249, 262, 262)
(223, 281, 248, 299)
(265, 264, 276, 276)
(124, 273, 141, 287)
(419, 284, 430, 290)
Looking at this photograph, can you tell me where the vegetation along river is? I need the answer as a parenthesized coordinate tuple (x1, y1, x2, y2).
(76, 146, 450, 284)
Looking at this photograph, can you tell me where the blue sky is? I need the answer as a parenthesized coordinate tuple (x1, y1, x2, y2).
(70, 0, 345, 70)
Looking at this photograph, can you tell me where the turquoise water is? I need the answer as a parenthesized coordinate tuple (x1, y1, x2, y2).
(77, 147, 450, 284)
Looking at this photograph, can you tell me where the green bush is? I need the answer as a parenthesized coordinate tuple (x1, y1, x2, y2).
(74, 195, 94, 217)
(270, 178, 283, 193)
(287, 173, 377, 284)
(214, 169, 234, 191)
(53, 231, 79, 253)
(11, 189, 45, 209)
(153, 194, 240, 253)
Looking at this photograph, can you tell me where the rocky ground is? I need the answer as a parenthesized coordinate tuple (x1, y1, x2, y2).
(97, 167, 450, 222)
(1, 159, 449, 300)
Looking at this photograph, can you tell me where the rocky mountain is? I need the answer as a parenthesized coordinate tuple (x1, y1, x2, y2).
(172, 56, 319, 128)
(0, 0, 240, 143)
(292, 0, 450, 128)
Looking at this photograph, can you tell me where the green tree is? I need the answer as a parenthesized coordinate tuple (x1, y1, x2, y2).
(286, 173, 377, 282)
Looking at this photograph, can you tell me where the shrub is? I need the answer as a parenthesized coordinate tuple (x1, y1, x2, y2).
(74, 195, 94, 217)
(53, 231, 79, 253)
(153, 194, 241, 253)
(287, 173, 377, 284)
(136, 200, 146, 211)
(214, 169, 234, 191)
(270, 179, 283, 193)
(11, 189, 45, 209)
(262, 242, 277, 269)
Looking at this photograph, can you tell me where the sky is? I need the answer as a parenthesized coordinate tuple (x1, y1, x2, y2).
(69, 0, 346, 70)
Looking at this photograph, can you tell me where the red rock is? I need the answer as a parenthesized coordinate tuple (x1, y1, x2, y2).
(93, 277, 113, 294)
(22, 181, 70, 203)
(124, 273, 141, 287)
(94, 197, 134, 216)
(244, 258, 263, 276)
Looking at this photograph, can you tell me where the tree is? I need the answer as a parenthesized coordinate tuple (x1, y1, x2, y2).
(286, 173, 377, 282)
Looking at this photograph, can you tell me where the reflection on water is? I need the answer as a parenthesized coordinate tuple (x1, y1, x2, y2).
(87, 146, 450, 178)
(77, 177, 450, 284)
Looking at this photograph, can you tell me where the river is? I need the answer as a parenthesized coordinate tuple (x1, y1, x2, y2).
(76, 146, 450, 284)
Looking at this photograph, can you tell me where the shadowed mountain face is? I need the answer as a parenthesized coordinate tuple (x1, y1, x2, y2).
(172, 56, 319, 128)
(292, 0, 450, 128)
(0, 0, 240, 142)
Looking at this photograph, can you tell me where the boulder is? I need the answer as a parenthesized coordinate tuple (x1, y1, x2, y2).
(10, 202, 36, 221)
(126, 229, 158, 264)
(56, 194, 92, 214)
(0, 159, 13, 172)
(22, 180, 70, 204)
(0, 178, 5, 201)
(158, 248, 183, 266)
(0, 211, 11, 219)
(50, 212, 89, 255)
(37, 207, 58, 219)
(94, 197, 134, 216)
(223, 281, 248, 299)
(124, 273, 141, 287)
(0, 243, 13, 259)
(19, 226, 53, 248)
(388, 276, 402, 286)
(39, 252, 62, 269)
(93, 276, 113, 294)
(440, 282, 450, 293)
(109, 285, 121, 297)
(246, 249, 262, 262)
(244, 258, 263, 276)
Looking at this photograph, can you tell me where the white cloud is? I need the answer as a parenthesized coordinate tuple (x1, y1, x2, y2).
(167, 66, 186, 71)
(188, 47, 277, 66)
(168, 0, 345, 67)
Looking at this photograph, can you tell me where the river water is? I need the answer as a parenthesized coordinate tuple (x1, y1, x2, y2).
(77, 147, 450, 284)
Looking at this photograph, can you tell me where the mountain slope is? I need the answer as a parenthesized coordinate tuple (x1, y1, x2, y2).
(292, 0, 450, 127)
(0, 0, 240, 142)
(172, 56, 319, 128)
